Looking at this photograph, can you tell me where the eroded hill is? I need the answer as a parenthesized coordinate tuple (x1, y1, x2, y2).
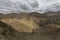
(0, 12, 60, 40)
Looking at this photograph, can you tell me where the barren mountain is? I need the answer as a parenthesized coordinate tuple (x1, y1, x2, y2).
(0, 12, 60, 40)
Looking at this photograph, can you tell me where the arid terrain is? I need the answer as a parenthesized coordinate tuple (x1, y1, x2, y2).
(0, 12, 60, 40)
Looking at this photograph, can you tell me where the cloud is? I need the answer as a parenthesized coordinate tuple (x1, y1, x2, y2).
(0, 0, 60, 13)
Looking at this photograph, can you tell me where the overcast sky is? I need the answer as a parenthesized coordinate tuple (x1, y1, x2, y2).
(0, 0, 60, 13)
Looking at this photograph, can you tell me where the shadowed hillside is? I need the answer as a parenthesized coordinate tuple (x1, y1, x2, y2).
(0, 12, 60, 40)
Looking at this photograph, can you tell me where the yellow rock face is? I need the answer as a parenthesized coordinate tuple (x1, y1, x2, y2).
(1, 17, 39, 33)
